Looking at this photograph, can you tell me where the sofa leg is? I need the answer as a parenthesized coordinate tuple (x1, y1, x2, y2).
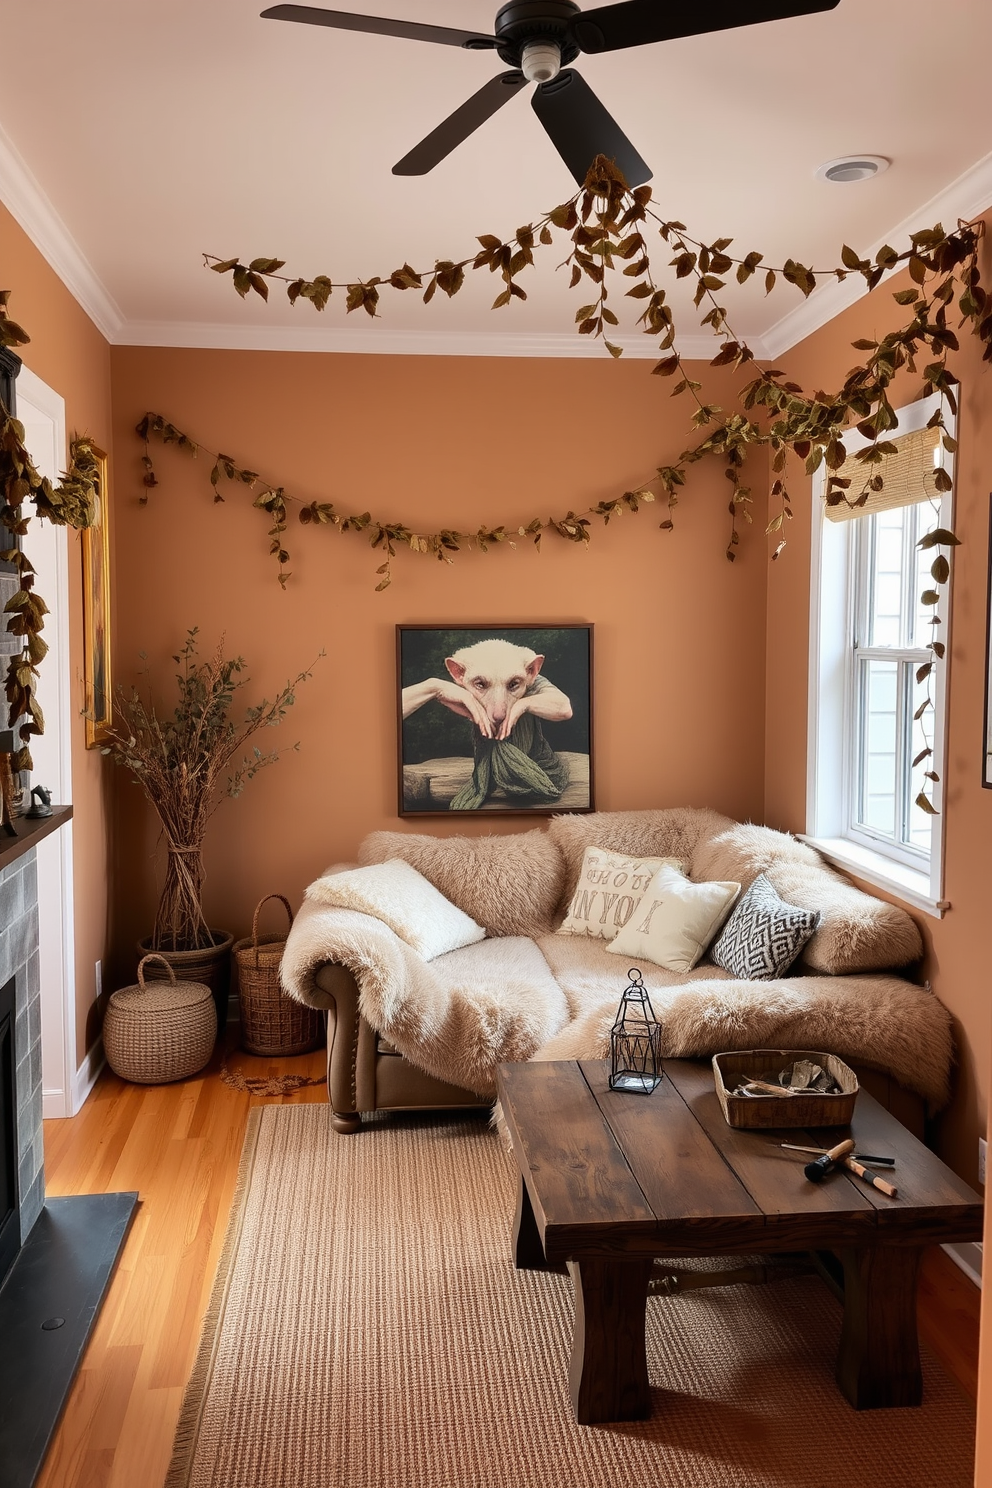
(331, 1110, 363, 1135)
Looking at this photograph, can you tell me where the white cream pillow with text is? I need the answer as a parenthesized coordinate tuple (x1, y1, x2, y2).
(607, 864, 740, 972)
(556, 847, 684, 941)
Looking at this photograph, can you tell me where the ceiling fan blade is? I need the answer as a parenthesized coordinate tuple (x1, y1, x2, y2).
(393, 72, 528, 175)
(261, 4, 497, 50)
(573, 0, 840, 53)
(531, 70, 651, 188)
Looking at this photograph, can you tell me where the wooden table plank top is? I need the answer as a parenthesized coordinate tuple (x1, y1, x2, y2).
(664, 1062, 983, 1242)
(498, 1060, 655, 1247)
(663, 1061, 876, 1219)
(497, 1058, 984, 1259)
(579, 1060, 761, 1222)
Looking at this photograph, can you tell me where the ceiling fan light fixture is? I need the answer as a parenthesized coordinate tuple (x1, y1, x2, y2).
(815, 155, 890, 184)
(521, 40, 561, 83)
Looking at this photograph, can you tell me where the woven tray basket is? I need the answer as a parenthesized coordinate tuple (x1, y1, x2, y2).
(712, 1049, 859, 1129)
(104, 955, 217, 1085)
(234, 895, 322, 1057)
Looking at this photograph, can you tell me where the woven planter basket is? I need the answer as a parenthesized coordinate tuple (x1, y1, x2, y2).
(234, 895, 322, 1058)
(137, 929, 234, 1032)
(104, 955, 217, 1085)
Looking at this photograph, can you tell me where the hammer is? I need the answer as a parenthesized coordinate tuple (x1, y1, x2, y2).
(803, 1138, 856, 1182)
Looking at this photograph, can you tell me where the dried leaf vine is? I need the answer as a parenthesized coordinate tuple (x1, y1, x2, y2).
(139, 153, 985, 815)
(1, 296, 101, 767)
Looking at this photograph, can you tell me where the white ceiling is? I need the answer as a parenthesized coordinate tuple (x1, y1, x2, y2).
(2, 0, 991, 358)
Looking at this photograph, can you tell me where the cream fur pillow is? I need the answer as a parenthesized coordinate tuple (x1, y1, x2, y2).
(692, 822, 923, 973)
(607, 864, 740, 972)
(358, 828, 565, 938)
(556, 847, 684, 941)
(549, 807, 735, 914)
(306, 860, 485, 961)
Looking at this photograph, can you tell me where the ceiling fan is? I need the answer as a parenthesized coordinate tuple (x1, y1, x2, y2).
(261, 0, 841, 187)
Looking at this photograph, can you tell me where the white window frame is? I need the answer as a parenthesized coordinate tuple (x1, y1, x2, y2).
(805, 391, 953, 918)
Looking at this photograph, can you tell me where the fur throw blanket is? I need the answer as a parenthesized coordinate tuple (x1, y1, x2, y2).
(281, 896, 569, 1096)
(534, 934, 953, 1110)
(281, 894, 953, 1109)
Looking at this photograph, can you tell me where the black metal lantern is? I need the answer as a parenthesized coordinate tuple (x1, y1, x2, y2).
(609, 968, 662, 1094)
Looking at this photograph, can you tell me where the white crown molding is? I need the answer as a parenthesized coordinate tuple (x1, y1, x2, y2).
(0, 121, 123, 341)
(6, 103, 989, 364)
(114, 318, 762, 361)
(762, 147, 992, 360)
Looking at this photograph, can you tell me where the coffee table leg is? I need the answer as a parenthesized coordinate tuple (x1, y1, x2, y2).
(836, 1245, 923, 1409)
(566, 1258, 654, 1424)
(513, 1174, 550, 1270)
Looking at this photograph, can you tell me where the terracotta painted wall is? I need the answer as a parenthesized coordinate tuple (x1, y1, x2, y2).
(108, 347, 768, 966)
(763, 221, 992, 1191)
(0, 202, 114, 1067)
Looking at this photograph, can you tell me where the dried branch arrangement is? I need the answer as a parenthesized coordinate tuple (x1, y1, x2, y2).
(100, 629, 318, 951)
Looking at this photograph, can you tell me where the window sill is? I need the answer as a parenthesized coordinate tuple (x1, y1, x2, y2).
(799, 835, 947, 919)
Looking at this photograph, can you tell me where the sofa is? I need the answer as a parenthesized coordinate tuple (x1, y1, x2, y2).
(280, 807, 953, 1137)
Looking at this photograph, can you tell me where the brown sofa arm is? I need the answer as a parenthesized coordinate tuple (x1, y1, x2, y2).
(312, 962, 378, 1134)
(308, 959, 492, 1134)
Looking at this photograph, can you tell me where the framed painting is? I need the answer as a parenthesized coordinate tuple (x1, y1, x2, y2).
(82, 445, 112, 747)
(397, 624, 594, 817)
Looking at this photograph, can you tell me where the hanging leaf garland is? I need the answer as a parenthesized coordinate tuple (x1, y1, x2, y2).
(203, 155, 978, 571)
(1, 303, 101, 767)
(188, 155, 980, 811)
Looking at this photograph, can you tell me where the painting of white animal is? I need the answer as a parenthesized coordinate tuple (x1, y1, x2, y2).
(399, 627, 592, 814)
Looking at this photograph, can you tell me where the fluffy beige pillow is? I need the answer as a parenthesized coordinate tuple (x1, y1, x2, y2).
(306, 860, 485, 961)
(607, 864, 740, 972)
(692, 822, 923, 973)
(358, 828, 565, 938)
(549, 807, 735, 914)
(556, 846, 684, 941)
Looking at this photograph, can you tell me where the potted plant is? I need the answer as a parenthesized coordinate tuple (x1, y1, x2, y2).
(102, 629, 316, 1025)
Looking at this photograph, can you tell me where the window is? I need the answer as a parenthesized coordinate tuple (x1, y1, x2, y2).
(851, 499, 938, 861)
(807, 394, 953, 916)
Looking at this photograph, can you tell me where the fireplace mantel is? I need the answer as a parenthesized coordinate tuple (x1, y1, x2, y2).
(0, 805, 72, 874)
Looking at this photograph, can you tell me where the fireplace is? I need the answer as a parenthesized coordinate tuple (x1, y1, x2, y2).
(0, 830, 136, 1488)
(0, 851, 45, 1282)
(0, 974, 19, 1284)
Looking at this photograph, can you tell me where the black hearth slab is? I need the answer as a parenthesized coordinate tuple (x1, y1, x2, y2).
(0, 1191, 138, 1488)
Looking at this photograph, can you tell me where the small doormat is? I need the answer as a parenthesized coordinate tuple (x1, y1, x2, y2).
(167, 1106, 975, 1488)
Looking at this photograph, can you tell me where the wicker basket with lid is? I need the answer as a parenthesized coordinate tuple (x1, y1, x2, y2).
(103, 954, 217, 1084)
(234, 894, 322, 1057)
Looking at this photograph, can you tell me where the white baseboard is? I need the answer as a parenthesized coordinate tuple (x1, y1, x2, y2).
(42, 1087, 69, 1119)
(942, 1241, 982, 1289)
(71, 1038, 105, 1115)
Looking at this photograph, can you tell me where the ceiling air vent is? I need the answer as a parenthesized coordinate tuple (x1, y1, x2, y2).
(815, 155, 889, 183)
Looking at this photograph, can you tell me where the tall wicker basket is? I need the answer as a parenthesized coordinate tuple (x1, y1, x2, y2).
(103, 955, 217, 1084)
(234, 895, 322, 1057)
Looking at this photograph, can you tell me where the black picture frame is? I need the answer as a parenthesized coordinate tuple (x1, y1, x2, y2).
(397, 623, 594, 817)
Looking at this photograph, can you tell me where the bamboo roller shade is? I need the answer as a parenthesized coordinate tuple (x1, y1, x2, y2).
(824, 423, 942, 522)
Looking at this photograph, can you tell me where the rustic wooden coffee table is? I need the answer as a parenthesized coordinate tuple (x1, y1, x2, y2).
(497, 1058, 983, 1424)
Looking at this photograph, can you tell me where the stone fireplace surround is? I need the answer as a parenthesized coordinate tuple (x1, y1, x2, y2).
(0, 814, 137, 1488)
(1, 846, 45, 1267)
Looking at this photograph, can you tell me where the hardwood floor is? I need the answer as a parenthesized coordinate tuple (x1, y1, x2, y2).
(35, 1042, 980, 1487)
(37, 1035, 328, 1488)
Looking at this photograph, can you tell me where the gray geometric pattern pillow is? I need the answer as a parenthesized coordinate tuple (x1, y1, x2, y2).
(710, 873, 820, 981)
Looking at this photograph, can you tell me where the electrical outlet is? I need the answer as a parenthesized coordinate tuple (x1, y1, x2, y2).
(95, 959, 103, 1001)
(979, 1137, 987, 1187)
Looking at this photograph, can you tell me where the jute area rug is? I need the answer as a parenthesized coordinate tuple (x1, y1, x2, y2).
(166, 1106, 975, 1488)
